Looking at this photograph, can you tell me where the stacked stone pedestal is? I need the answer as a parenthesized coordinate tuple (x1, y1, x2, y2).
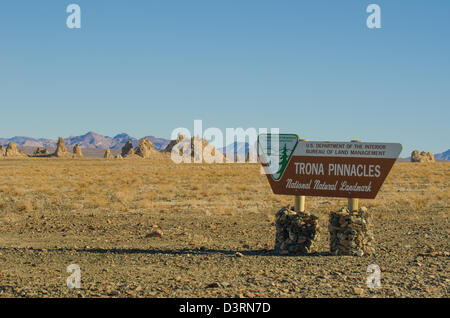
(275, 206, 319, 255)
(329, 207, 375, 256)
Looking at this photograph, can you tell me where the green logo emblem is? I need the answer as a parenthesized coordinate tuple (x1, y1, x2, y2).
(257, 134, 299, 181)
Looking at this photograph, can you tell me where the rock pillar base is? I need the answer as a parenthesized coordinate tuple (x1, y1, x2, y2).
(329, 207, 375, 256)
(275, 206, 319, 255)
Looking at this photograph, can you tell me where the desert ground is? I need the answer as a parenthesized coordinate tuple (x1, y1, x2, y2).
(0, 156, 448, 298)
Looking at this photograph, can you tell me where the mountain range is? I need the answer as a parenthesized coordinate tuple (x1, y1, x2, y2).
(0, 132, 448, 160)
(0, 132, 256, 155)
(0, 132, 171, 152)
(218, 141, 256, 155)
(434, 149, 450, 161)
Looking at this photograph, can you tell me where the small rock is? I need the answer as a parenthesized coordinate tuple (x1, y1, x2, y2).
(353, 287, 364, 295)
(145, 229, 163, 238)
(205, 282, 221, 289)
(221, 282, 231, 288)
(280, 249, 289, 255)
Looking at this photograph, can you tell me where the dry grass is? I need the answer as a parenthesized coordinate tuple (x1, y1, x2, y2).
(0, 157, 449, 220)
(0, 157, 448, 298)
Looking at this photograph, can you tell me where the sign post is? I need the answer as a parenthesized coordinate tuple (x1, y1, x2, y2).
(294, 196, 304, 212)
(295, 139, 308, 212)
(348, 140, 361, 211)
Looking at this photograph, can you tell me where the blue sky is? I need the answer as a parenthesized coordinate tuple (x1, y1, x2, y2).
(0, 0, 449, 156)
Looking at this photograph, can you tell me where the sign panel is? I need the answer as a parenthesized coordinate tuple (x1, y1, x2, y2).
(259, 139, 402, 199)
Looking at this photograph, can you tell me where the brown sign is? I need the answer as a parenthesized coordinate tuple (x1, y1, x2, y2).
(259, 140, 402, 199)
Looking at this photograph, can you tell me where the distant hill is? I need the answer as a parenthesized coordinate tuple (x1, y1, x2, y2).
(218, 141, 255, 155)
(435, 149, 450, 161)
(218, 141, 258, 162)
(9, 133, 448, 162)
(1, 133, 259, 160)
(0, 132, 170, 152)
(144, 136, 171, 152)
(0, 136, 56, 149)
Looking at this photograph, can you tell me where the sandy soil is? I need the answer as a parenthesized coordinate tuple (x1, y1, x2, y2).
(0, 158, 448, 298)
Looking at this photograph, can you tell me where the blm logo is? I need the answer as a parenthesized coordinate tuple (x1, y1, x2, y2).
(258, 134, 299, 181)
